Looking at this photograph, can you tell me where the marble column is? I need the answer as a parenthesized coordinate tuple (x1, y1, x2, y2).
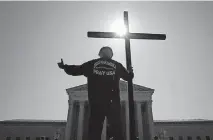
(125, 101, 130, 140)
(136, 102, 143, 140)
(142, 101, 154, 140)
(121, 101, 126, 140)
(82, 101, 89, 140)
(142, 102, 148, 140)
(147, 100, 154, 140)
(65, 99, 74, 140)
(77, 101, 85, 140)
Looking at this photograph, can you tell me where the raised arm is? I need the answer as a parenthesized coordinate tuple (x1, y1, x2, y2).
(63, 64, 84, 76)
(119, 63, 134, 81)
(58, 59, 91, 76)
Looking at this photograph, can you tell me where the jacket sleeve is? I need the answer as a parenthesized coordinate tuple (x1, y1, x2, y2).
(63, 61, 91, 76)
(119, 63, 134, 81)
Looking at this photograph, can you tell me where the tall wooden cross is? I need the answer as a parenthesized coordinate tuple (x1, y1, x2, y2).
(87, 11, 166, 140)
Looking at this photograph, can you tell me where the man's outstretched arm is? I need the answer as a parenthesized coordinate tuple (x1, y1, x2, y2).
(63, 64, 84, 76)
(58, 58, 90, 76)
(119, 63, 134, 81)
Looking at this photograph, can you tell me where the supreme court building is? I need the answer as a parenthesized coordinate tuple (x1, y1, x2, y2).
(65, 80, 154, 140)
(1, 81, 213, 140)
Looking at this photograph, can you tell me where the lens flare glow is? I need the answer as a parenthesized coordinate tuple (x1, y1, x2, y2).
(110, 19, 127, 36)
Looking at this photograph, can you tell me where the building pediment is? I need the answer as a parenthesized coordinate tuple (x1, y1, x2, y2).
(66, 80, 154, 93)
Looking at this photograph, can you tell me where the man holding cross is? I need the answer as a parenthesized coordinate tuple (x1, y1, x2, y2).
(58, 46, 134, 140)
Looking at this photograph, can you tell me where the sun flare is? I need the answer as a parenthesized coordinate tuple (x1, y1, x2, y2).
(110, 19, 127, 37)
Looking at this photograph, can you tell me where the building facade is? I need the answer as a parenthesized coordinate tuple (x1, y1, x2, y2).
(1, 81, 213, 140)
(64, 81, 155, 140)
(1, 119, 213, 140)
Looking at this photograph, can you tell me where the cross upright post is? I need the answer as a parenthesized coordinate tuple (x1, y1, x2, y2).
(123, 11, 136, 140)
(87, 11, 166, 140)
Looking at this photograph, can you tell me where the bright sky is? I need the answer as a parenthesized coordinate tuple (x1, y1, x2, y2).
(0, 2, 213, 121)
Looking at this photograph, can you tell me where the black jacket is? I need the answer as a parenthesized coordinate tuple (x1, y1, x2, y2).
(63, 58, 133, 103)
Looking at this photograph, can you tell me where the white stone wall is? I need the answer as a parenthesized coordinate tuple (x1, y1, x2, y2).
(1, 121, 213, 140)
(0, 123, 65, 140)
(154, 123, 213, 140)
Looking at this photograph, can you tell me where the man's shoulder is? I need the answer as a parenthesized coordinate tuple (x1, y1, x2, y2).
(100, 58, 121, 65)
(85, 58, 99, 63)
(110, 59, 121, 65)
(87, 58, 121, 65)
(89, 58, 101, 63)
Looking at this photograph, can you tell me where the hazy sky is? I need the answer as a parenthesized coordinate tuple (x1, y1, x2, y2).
(0, 2, 213, 121)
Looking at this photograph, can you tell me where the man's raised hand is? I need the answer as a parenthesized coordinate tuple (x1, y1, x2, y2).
(58, 58, 65, 69)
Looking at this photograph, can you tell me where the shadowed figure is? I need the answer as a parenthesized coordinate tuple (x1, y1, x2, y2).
(58, 46, 134, 140)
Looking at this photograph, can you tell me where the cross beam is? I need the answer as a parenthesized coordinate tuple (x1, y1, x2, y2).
(87, 32, 166, 40)
(87, 11, 166, 140)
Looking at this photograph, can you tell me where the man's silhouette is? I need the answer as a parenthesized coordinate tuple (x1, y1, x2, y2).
(58, 46, 134, 140)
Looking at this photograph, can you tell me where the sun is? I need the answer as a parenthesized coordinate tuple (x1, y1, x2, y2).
(110, 19, 127, 37)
